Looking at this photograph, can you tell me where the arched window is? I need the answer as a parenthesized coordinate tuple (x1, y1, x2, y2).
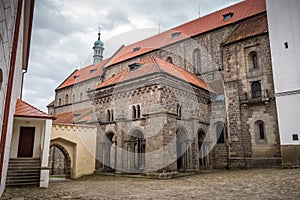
(107, 110, 111, 122)
(132, 106, 136, 119)
(216, 122, 225, 144)
(137, 105, 140, 118)
(65, 94, 69, 104)
(80, 93, 83, 101)
(176, 104, 182, 118)
(166, 57, 173, 64)
(254, 120, 266, 141)
(58, 98, 61, 106)
(251, 81, 261, 98)
(111, 109, 114, 121)
(72, 94, 75, 103)
(193, 49, 201, 73)
(250, 52, 258, 69)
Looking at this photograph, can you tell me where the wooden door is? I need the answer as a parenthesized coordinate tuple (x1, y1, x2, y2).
(17, 127, 35, 157)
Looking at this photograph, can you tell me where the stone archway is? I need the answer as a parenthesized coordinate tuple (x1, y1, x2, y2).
(103, 132, 117, 172)
(49, 143, 71, 178)
(198, 130, 210, 169)
(176, 127, 190, 172)
(125, 129, 146, 173)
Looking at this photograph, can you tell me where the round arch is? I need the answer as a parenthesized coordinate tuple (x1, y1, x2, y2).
(49, 143, 71, 178)
(176, 126, 189, 171)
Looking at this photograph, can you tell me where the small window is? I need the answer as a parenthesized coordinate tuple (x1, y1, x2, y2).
(249, 52, 259, 69)
(133, 47, 141, 52)
(72, 94, 75, 102)
(132, 106, 136, 119)
(166, 57, 173, 64)
(111, 109, 114, 121)
(80, 93, 83, 101)
(129, 63, 142, 72)
(58, 98, 61, 106)
(172, 32, 181, 39)
(74, 75, 80, 80)
(216, 123, 225, 144)
(107, 110, 111, 122)
(284, 42, 288, 49)
(90, 69, 96, 74)
(223, 12, 233, 20)
(292, 134, 299, 141)
(137, 105, 141, 118)
(176, 104, 182, 118)
(259, 123, 265, 140)
(251, 81, 261, 98)
(65, 94, 69, 104)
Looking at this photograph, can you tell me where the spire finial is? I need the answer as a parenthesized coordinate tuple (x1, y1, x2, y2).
(98, 26, 101, 40)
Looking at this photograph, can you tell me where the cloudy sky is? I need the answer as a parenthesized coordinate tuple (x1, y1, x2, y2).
(23, 0, 243, 112)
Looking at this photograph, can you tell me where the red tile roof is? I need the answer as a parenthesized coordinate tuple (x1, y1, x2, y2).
(106, 0, 266, 66)
(225, 13, 268, 44)
(96, 56, 211, 92)
(56, 0, 266, 91)
(15, 99, 54, 119)
(56, 58, 109, 90)
(53, 107, 92, 125)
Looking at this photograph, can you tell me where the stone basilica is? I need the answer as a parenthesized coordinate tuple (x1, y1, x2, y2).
(48, 0, 281, 176)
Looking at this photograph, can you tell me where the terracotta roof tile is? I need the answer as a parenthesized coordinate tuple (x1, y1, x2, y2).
(53, 107, 92, 125)
(96, 56, 211, 92)
(56, 58, 109, 90)
(225, 13, 268, 44)
(15, 99, 54, 119)
(107, 0, 266, 66)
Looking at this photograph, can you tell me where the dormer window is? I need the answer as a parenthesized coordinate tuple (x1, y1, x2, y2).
(73, 113, 80, 117)
(223, 12, 233, 20)
(129, 63, 142, 72)
(133, 47, 141, 52)
(90, 69, 96, 74)
(74, 75, 80, 80)
(172, 32, 181, 39)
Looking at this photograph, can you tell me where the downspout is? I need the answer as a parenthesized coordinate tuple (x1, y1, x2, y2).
(20, 70, 27, 99)
(0, 0, 23, 182)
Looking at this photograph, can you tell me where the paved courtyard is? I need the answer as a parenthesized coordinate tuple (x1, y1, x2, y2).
(2, 168, 300, 199)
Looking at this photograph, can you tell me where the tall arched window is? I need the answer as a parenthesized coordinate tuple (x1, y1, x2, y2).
(166, 57, 173, 64)
(132, 106, 136, 119)
(193, 49, 201, 73)
(111, 109, 114, 121)
(254, 120, 266, 142)
(137, 105, 140, 118)
(107, 110, 111, 122)
(251, 81, 261, 98)
(65, 94, 69, 104)
(216, 122, 225, 144)
(176, 104, 182, 118)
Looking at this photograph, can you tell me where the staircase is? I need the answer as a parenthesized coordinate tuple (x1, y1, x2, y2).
(6, 158, 41, 187)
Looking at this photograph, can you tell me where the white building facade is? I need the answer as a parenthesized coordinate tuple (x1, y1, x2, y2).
(266, 0, 300, 166)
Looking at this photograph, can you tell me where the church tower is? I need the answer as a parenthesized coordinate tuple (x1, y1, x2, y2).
(93, 31, 104, 65)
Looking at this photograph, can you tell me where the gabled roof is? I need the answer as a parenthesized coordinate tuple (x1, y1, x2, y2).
(106, 0, 266, 66)
(224, 13, 268, 45)
(53, 107, 92, 125)
(96, 56, 210, 92)
(56, 58, 109, 90)
(15, 99, 54, 119)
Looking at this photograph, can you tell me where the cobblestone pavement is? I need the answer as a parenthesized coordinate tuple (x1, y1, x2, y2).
(2, 168, 300, 200)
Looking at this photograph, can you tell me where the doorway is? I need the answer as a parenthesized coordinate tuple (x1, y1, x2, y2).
(17, 127, 35, 157)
